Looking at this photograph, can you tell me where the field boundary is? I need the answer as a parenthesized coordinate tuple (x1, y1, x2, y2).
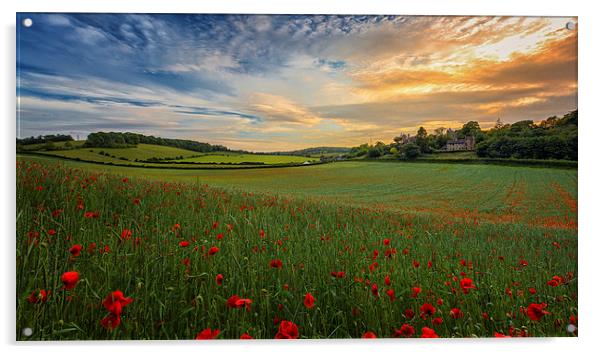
(18, 151, 327, 170)
(351, 156, 578, 169)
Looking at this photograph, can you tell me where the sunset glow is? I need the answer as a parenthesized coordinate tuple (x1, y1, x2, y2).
(17, 14, 577, 151)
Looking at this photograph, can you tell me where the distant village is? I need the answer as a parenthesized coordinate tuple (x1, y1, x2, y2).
(395, 128, 476, 151)
(346, 110, 577, 161)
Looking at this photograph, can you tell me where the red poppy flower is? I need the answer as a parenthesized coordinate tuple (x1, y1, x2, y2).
(208, 246, 219, 256)
(362, 331, 377, 338)
(84, 211, 99, 219)
(304, 293, 315, 309)
(420, 303, 436, 319)
(216, 274, 223, 286)
(450, 308, 464, 319)
(547, 275, 563, 287)
(227, 295, 253, 310)
(275, 320, 299, 339)
(179, 241, 190, 247)
(196, 328, 220, 340)
(102, 290, 133, 316)
(371, 283, 379, 297)
(227, 295, 241, 308)
(386, 289, 395, 302)
(69, 244, 83, 257)
(459, 278, 476, 294)
(100, 313, 121, 330)
(527, 303, 549, 321)
(420, 327, 438, 338)
(27, 289, 50, 304)
(61, 271, 79, 290)
(394, 324, 415, 338)
(411, 287, 421, 298)
(269, 259, 283, 268)
(120, 229, 132, 241)
(240, 333, 253, 339)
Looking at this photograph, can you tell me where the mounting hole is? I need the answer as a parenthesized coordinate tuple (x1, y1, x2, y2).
(567, 324, 577, 333)
(22, 18, 33, 28)
(566, 21, 575, 30)
(22, 327, 33, 336)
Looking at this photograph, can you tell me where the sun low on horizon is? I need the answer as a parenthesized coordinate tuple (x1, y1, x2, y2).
(16, 14, 577, 152)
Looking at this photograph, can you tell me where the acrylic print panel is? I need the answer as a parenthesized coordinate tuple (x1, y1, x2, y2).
(16, 13, 577, 340)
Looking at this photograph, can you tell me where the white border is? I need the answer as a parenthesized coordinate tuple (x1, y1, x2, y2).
(2, 1, 601, 354)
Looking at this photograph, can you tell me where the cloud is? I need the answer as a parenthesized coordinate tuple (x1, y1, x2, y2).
(16, 14, 578, 151)
(245, 93, 323, 126)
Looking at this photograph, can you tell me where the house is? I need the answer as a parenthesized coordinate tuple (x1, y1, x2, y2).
(444, 129, 475, 151)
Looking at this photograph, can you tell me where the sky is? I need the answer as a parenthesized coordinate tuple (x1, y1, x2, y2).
(16, 14, 577, 152)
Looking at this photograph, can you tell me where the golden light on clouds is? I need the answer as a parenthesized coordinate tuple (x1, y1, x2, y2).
(19, 15, 577, 151)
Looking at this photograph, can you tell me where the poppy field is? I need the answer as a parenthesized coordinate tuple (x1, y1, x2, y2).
(16, 158, 577, 340)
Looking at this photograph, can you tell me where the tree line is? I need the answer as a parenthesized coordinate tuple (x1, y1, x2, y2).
(16, 134, 74, 145)
(84, 132, 230, 153)
(348, 110, 577, 161)
(475, 110, 577, 160)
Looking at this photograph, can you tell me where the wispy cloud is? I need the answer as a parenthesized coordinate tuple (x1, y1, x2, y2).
(17, 14, 577, 151)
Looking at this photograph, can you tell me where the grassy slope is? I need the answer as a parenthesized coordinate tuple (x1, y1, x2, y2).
(38, 143, 198, 161)
(19, 155, 577, 229)
(34, 144, 316, 166)
(20, 140, 87, 151)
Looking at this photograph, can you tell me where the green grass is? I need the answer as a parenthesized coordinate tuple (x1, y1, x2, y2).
(38, 143, 199, 161)
(32, 145, 317, 167)
(179, 153, 317, 164)
(420, 151, 478, 160)
(19, 155, 577, 227)
(20, 140, 87, 151)
(16, 156, 578, 340)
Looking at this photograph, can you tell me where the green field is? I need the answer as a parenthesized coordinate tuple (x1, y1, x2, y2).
(38, 143, 198, 161)
(179, 153, 317, 164)
(419, 151, 478, 160)
(16, 156, 577, 339)
(19, 140, 87, 151)
(19, 155, 577, 231)
(30, 144, 316, 167)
